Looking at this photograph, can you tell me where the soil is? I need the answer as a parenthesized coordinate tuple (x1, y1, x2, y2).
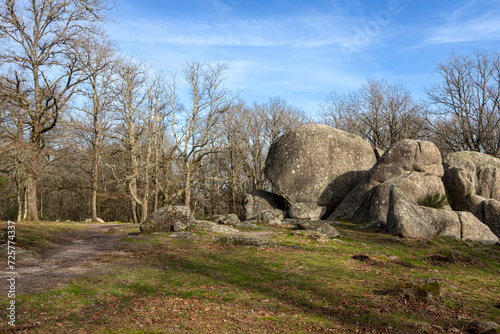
(10, 224, 135, 294)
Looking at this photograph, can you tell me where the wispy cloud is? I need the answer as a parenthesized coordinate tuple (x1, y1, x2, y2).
(108, 15, 354, 48)
(426, 3, 500, 44)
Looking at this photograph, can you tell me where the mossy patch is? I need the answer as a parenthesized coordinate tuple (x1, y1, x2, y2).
(393, 278, 442, 303)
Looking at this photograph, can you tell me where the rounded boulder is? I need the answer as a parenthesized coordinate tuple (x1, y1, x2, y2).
(264, 124, 376, 216)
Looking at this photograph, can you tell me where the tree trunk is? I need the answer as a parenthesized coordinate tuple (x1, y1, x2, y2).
(184, 164, 191, 209)
(91, 142, 99, 222)
(91, 176, 98, 222)
(23, 185, 28, 220)
(130, 183, 138, 224)
(26, 173, 38, 221)
(91, 86, 100, 222)
(16, 174, 23, 222)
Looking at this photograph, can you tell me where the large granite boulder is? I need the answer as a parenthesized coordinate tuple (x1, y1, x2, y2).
(387, 186, 498, 243)
(421, 207, 461, 239)
(484, 199, 500, 237)
(140, 206, 195, 233)
(443, 151, 500, 237)
(329, 140, 446, 225)
(242, 190, 288, 221)
(264, 124, 376, 217)
(387, 186, 436, 240)
(458, 211, 499, 244)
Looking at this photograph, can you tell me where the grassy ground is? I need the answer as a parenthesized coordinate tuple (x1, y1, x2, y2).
(1, 221, 499, 333)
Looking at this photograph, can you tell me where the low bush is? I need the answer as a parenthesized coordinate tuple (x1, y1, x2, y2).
(419, 190, 450, 209)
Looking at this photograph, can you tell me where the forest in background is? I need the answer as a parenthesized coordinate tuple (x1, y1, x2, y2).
(1, 0, 499, 223)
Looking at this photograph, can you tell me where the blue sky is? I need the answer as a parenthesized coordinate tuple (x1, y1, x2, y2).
(107, 0, 500, 116)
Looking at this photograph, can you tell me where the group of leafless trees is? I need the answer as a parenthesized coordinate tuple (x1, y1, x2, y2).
(322, 51, 500, 156)
(0, 0, 308, 222)
(1, 1, 499, 223)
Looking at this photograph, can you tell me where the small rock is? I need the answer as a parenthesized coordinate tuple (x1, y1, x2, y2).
(242, 190, 288, 221)
(295, 220, 340, 238)
(257, 210, 285, 225)
(216, 236, 280, 248)
(233, 221, 261, 229)
(107, 227, 122, 234)
(468, 321, 500, 334)
(457, 315, 474, 323)
(190, 220, 239, 234)
(290, 230, 329, 243)
(226, 214, 241, 225)
(214, 215, 231, 225)
(170, 232, 196, 239)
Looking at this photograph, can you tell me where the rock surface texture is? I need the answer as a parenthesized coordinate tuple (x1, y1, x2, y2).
(242, 190, 288, 221)
(443, 151, 500, 237)
(190, 220, 239, 234)
(289, 202, 325, 220)
(329, 140, 446, 225)
(140, 206, 195, 233)
(387, 186, 436, 240)
(387, 186, 498, 243)
(295, 221, 340, 238)
(256, 210, 285, 226)
(264, 124, 376, 217)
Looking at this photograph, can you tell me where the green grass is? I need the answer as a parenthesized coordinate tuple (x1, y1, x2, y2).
(1, 221, 499, 333)
(419, 191, 451, 209)
(2, 220, 91, 249)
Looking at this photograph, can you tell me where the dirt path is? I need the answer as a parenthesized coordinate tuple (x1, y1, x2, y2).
(9, 224, 134, 294)
(2, 223, 283, 295)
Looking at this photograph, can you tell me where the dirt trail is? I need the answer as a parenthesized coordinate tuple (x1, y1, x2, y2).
(4, 224, 134, 294)
(1, 224, 282, 295)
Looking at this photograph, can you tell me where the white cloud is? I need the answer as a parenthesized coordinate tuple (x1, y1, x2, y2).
(426, 5, 500, 44)
(108, 15, 353, 48)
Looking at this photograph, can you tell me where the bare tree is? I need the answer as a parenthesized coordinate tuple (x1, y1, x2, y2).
(141, 72, 170, 220)
(322, 79, 428, 150)
(320, 91, 361, 134)
(0, 0, 112, 220)
(0, 76, 30, 220)
(212, 98, 309, 215)
(170, 61, 235, 210)
(74, 33, 117, 222)
(248, 97, 310, 189)
(255, 97, 310, 148)
(426, 50, 500, 156)
(112, 57, 147, 224)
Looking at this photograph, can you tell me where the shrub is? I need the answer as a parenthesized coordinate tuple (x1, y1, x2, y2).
(419, 191, 450, 209)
